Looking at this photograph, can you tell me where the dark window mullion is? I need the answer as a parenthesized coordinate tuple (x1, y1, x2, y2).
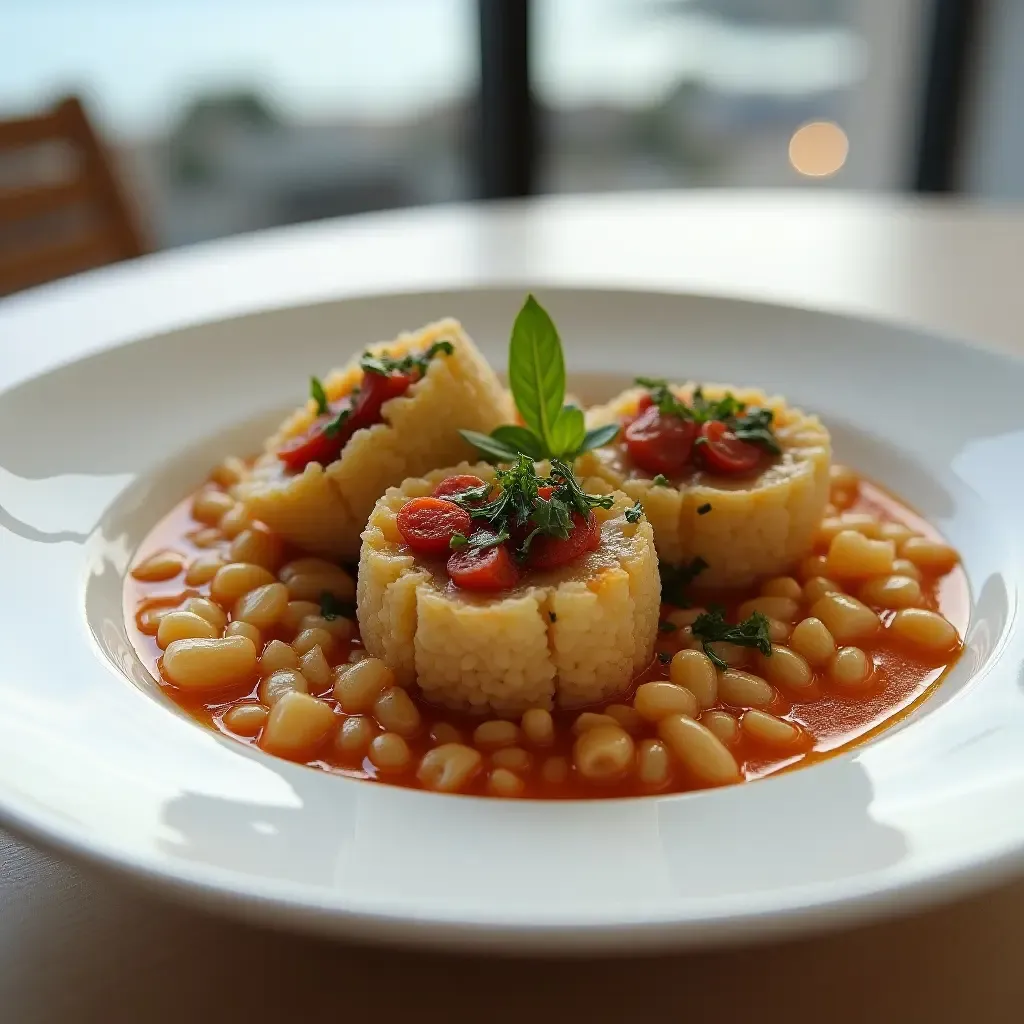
(913, 0, 984, 192)
(476, 0, 535, 199)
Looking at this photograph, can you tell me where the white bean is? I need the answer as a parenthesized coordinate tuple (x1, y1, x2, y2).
(789, 616, 836, 667)
(232, 582, 289, 630)
(810, 592, 879, 643)
(261, 692, 335, 757)
(669, 650, 717, 709)
(417, 744, 483, 793)
(741, 709, 801, 747)
(658, 715, 740, 786)
(156, 610, 218, 649)
(258, 668, 309, 707)
(131, 550, 185, 582)
(333, 658, 394, 713)
(829, 646, 872, 689)
(718, 669, 775, 707)
(888, 608, 959, 653)
(162, 636, 257, 691)
(573, 726, 635, 783)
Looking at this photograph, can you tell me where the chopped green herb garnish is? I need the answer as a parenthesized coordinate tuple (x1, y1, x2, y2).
(461, 296, 619, 463)
(658, 620, 678, 633)
(461, 454, 613, 562)
(450, 527, 510, 552)
(310, 376, 329, 415)
(691, 608, 773, 670)
(634, 379, 780, 455)
(625, 500, 644, 523)
(660, 556, 708, 607)
(323, 404, 353, 439)
(697, 503, 712, 515)
(730, 406, 781, 455)
(443, 481, 493, 507)
(652, 474, 670, 487)
(360, 340, 453, 379)
(319, 591, 354, 622)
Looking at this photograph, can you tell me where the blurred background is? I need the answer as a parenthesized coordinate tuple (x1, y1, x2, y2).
(0, 0, 1015, 290)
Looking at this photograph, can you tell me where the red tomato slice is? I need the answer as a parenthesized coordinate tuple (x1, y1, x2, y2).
(697, 420, 762, 474)
(432, 474, 489, 502)
(635, 392, 654, 414)
(276, 397, 355, 471)
(277, 370, 416, 471)
(525, 509, 601, 571)
(350, 370, 416, 430)
(447, 538, 519, 591)
(396, 497, 472, 555)
(622, 406, 697, 477)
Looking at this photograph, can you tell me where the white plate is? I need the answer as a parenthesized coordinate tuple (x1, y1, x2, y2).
(0, 286, 1022, 953)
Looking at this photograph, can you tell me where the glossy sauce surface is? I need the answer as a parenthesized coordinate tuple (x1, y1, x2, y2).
(126, 476, 967, 799)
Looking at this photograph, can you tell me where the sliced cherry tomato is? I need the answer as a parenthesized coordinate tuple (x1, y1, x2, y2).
(432, 474, 489, 503)
(635, 392, 654, 414)
(397, 497, 472, 555)
(277, 370, 417, 472)
(447, 538, 519, 591)
(349, 370, 416, 431)
(536, 485, 556, 500)
(276, 396, 355, 471)
(525, 509, 601, 571)
(697, 419, 762, 475)
(622, 405, 697, 477)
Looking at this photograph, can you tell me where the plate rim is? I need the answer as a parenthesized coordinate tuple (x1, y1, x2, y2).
(1, 282, 1022, 952)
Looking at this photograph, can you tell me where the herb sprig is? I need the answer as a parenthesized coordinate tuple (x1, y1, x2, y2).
(691, 608, 773, 670)
(447, 454, 620, 561)
(309, 376, 355, 438)
(635, 378, 781, 455)
(360, 340, 454, 379)
(461, 296, 619, 463)
(310, 377, 329, 415)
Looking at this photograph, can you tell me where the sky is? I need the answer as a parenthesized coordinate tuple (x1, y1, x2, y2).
(0, 0, 860, 138)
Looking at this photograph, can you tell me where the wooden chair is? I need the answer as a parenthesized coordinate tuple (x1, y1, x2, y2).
(0, 96, 148, 296)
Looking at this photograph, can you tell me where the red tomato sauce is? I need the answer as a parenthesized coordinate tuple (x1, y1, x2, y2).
(125, 475, 967, 799)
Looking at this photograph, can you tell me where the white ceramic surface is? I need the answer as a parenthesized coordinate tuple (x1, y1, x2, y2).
(0, 286, 1021, 952)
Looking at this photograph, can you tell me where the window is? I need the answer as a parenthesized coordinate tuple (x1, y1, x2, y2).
(534, 0, 925, 193)
(0, 0, 477, 247)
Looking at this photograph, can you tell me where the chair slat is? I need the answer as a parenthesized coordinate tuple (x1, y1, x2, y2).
(0, 178, 94, 225)
(0, 109, 65, 150)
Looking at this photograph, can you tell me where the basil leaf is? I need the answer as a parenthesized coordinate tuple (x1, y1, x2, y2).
(577, 423, 619, 454)
(507, 295, 565, 451)
(489, 425, 546, 460)
(549, 405, 586, 458)
(459, 429, 521, 463)
(310, 377, 329, 415)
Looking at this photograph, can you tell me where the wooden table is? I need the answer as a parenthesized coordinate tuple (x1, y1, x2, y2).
(3, 192, 1024, 1023)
